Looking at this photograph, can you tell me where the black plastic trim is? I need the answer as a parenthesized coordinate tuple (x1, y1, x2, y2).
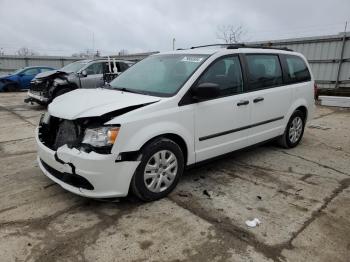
(186, 136, 281, 170)
(40, 159, 94, 190)
(199, 116, 284, 141)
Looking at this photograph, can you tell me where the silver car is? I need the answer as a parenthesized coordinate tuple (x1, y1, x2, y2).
(25, 59, 133, 105)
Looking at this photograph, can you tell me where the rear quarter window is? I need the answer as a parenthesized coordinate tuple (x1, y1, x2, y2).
(284, 55, 311, 83)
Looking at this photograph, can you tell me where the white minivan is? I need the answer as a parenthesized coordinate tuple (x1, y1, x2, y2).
(36, 45, 315, 201)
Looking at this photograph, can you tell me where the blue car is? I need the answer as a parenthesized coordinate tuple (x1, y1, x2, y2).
(0, 66, 55, 91)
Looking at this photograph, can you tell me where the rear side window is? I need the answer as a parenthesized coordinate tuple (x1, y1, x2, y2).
(285, 55, 311, 83)
(119, 62, 129, 72)
(245, 54, 283, 91)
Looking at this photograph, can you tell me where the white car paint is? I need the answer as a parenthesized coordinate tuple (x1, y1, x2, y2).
(36, 47, 315, 198)
(49, 88, 160, 120)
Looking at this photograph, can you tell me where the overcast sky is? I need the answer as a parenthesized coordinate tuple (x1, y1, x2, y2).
(0, 0, 349, 56)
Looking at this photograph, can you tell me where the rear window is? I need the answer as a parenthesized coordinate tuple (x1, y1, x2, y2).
(285, 55, 311, 83)
(245, 54, 283, 91)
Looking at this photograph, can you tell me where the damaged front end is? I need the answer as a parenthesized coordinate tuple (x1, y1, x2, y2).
(25, 71, 70, 105)
(36, 109, 145, 198)
(38, 112, 119, 154)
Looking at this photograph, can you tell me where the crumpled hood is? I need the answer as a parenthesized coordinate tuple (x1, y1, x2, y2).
(34, 70, 67, 79)
(48, 88, 160, 120)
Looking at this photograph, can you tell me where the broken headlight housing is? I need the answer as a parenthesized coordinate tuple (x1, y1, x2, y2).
(82, 126, 120, 148)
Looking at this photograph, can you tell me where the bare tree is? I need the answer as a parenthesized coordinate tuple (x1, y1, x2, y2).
(16, 47, 37, 56)
(216, 25, 246, 44)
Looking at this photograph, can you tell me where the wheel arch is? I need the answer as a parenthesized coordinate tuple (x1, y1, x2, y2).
(139, 133, 189, 166)
(295, 105, 308, 121)
(52, 83, 77, 97)
(286, 99, 309, 124)
(3, 80, 20, 91)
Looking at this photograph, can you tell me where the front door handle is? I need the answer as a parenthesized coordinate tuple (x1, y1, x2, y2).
(237, 100, 249, 106)
(253, 97, 264, 103)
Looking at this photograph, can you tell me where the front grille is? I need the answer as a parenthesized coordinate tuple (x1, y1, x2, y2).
(39, 115, 82, 150)
(40, 159, 94, 190)
(30, 80, 50, 97)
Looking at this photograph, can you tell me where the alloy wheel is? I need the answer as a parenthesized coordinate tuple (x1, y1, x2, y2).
(143, 150, 178, 193)
(289, 116, 303, 143)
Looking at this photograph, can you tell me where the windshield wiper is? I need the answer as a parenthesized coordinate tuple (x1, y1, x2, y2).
(113, 87, 146, 95)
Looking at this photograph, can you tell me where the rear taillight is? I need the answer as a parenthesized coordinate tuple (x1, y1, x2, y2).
(314, 83, 318, 100)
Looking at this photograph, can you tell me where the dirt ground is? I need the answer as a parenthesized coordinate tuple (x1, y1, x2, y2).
(0, 92, 349, 262)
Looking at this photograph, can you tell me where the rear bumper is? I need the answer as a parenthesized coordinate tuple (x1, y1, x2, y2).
(25, 90, 49, 104)
(35, 128, 140, 198)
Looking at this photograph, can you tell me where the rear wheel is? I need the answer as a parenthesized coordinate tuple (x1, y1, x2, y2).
(278, 110, 305, 148)
(5, 83, 20, 92)
(131, 138, 184, 201)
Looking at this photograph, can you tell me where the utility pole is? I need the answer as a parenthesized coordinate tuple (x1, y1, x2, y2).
(335, 21, 347, 88)
(172, 38, 176, 50)
(92, 32, 95, 58)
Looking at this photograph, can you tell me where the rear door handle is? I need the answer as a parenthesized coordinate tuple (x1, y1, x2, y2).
(237, 100, 249, 106)
(253, 97, 264, 103)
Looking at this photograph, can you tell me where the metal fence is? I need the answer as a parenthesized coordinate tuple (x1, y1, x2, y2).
(253, 33, 350, 89)
(0, 55, 79, 76)
(1, 34, 349, 89)
(0, 52, 158, 76)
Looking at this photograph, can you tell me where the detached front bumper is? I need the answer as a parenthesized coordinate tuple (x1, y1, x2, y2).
(25, 90, 49, 104)
(35, 128, 140, 198)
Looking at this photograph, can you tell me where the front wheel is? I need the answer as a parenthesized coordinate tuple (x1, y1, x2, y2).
(53, 88, 71, 100)
(278, 110, 305, 148)
(131, 138, 184, 201)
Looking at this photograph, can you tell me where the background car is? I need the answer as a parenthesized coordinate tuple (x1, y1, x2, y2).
(25, 59, 133, 105)
(0, 66, 55, 91)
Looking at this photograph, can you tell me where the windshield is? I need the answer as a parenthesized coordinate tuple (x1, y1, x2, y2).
(109, 54, 209, 96)
(60, 61, 89, 73)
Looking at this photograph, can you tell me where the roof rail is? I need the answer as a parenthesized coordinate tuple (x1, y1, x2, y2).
(190, 44, 231, 49)
(189, 43, 293, 52)
(226, 44, 293, 51)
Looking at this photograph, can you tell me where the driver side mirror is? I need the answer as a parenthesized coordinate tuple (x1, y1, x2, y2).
(18, 73, 24, 77)
(81, 70, 87, 77)
(192, 82, 221, 101)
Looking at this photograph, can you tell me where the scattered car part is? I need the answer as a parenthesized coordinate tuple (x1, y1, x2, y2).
(245, 218, 261, 228)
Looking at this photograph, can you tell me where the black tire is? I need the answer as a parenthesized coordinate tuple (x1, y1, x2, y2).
(5, 83, 20, 92)
(131, 138, 184, 201)
(53, 88, 71, 100)
(278, 110, 305, 148)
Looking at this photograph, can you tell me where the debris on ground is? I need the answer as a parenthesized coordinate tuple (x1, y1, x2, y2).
(257, 195, 262, 200)
(203, 190, 212, 198)
(245, 218, 261, 228)
(178, 191, 191, 198)
(308, 124, 331, 130)
(295, 189, 303, 195)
